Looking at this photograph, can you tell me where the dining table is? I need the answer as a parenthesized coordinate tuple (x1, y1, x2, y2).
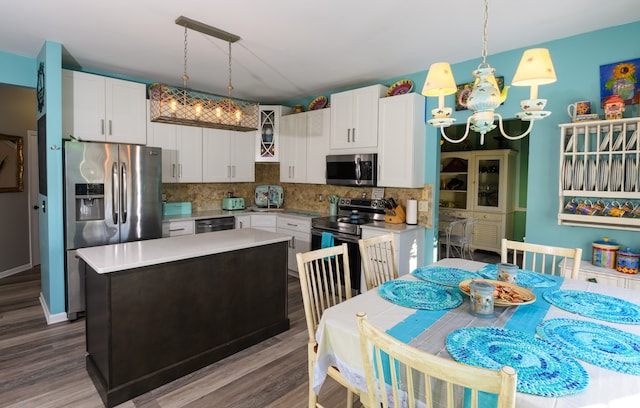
(314, 258, 640, 407)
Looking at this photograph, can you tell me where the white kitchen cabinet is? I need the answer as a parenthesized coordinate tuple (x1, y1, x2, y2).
(360, 226, 425, 292)
(256, 105, 292, 162)
(280, 109, 330, 184)
(250, 214, 277, 232)
(377, 93, 426, 188)
(62, 69, 146, 144)
(202, 128, 255, 182)
(147, 111, 203, 183)
(561, 259, 640, 291)
(330, 84, 386, 151)
(277, 215, 312, 272)
(235, 215, 251, 229)
(280, 113, 307, 183)
(162, 220, 195, 237)
(439, 149, 516, 254)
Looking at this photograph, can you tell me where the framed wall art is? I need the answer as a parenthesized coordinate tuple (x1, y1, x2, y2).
(455, 76, 504, 111)
(0, 134, 24, 193)
(600, 58, 640, 105)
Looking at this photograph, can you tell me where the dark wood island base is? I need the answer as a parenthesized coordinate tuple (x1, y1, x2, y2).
(84, 241, 289, 408)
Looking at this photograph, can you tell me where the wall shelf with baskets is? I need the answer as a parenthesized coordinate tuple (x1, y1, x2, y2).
(558, 117, 640, 230)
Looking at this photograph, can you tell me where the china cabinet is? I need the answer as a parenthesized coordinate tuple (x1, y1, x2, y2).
(202, 128, 255, 182)
(439, 149, 516, 253)
(62, 70, 146, 145)
(330, 84, 386, 151)
(558, 118, 640, 230)
(377, 92, 426, 188)
(255, 105, 292, 162)
(280, 109, 330, 184)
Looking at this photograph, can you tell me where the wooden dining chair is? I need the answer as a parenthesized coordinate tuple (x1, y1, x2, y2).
(358, 233, 398, 291)
(356, 312, 517, 408)
(501, 238, 582, 279)
(296, 244, 358, 408)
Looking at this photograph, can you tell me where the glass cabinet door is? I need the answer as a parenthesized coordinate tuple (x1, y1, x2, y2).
(473, 155, 502, 210)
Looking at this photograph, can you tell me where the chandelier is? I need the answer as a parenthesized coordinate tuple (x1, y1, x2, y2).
(421, 0, 556, 145)
(149, 16, 259, 132)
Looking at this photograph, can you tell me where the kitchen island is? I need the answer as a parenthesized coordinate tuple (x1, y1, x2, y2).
(77, 228, 291, 408)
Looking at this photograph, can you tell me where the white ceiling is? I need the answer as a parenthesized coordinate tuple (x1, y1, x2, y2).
(2, 1, 639, 104)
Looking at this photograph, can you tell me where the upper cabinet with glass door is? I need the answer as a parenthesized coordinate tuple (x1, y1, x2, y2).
(255, 105, 292, 162)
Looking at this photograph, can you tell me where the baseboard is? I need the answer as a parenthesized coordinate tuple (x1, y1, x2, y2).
(0, 263, 32, 279)
(39, 293, 68, 325)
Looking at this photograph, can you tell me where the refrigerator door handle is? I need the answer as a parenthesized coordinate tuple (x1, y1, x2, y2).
(111, 161, 119, 224)
(120, 162, 127, 224)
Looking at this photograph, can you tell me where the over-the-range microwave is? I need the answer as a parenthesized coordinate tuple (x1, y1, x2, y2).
(326, 153, 377, 187)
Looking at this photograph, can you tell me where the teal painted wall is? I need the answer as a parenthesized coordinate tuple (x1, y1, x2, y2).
(0, 51, 36, 88)
(37, 42, 65, 315)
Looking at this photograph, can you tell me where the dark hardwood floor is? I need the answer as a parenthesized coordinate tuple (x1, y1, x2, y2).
(0, 267, 363, 408)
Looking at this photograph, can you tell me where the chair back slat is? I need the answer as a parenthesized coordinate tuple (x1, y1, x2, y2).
(359, 233, 398, 291)
(357, 313, 517, 408)
(501, 239, 582, 279)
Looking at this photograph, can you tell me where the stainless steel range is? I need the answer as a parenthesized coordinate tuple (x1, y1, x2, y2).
(311, 197, 386, 292)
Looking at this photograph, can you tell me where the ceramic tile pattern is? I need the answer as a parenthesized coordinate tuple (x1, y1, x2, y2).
(163, 164, 433, 227)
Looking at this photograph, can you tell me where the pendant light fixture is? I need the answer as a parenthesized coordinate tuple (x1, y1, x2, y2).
(149, 16, 258, 132)
(422, 0, 557, 145)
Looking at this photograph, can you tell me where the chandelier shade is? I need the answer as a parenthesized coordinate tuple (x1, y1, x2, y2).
(149, 16, 259, 132)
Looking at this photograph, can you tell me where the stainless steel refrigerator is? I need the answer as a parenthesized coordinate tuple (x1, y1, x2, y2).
(63, 141, 162, 319)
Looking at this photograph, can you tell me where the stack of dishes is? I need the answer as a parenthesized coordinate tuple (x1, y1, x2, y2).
(585, 159, 597, 191)
(624, 156, 637, 192)
(562, 159, 573, 190)
(573, 160, 584, 190)
(597, 159, 610, 191)
(611, 158, 623, 191)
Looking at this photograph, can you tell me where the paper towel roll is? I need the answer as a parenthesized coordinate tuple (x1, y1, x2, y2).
(406, 199, 417, 225)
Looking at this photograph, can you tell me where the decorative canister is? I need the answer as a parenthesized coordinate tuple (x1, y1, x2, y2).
(469, 280, 495, 319)
(592, 237, 620, 269)
(617, 248, 639, 274)
(496, 263, 518, 284)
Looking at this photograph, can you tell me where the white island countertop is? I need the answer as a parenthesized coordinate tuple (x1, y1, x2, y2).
(76, 228, 292, 274)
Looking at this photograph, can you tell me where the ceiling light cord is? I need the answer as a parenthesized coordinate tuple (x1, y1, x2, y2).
(183, 25, 189, 87)
(480, 0, 489, 69)
(228, 41, 234, 98)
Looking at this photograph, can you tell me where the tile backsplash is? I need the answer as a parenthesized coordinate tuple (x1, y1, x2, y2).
(163, 163, 433, 226)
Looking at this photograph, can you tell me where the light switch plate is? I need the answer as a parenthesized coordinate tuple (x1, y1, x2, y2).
(418, 200, 429, 212)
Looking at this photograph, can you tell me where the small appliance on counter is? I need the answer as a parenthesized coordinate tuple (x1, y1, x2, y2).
(222, 192, 245, 210)
(382, 197, 406, 224)
(255, 185, 284, 208)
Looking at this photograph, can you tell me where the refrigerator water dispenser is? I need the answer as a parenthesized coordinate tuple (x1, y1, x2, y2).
(75, 183, 104, 221)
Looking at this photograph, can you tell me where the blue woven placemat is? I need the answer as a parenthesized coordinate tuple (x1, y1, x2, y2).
(537, 318, 640, 376)
(377, 280, 463, 310)
(543, 290, 640, 324)
(412, 265, 478, 287)
(446, 327, 589, 397)
(478, 264, 557, 288)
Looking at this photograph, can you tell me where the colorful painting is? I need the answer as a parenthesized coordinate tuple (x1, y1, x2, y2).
(600, 58, 640, 105)
(455, 76, 504, 111)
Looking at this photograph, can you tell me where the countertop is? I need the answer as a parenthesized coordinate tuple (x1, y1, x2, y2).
(162, 208, 321, 222)
(76, 228, 292, 274)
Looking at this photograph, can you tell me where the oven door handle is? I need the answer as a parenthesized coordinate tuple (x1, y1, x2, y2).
(311, 229, 360, 244)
